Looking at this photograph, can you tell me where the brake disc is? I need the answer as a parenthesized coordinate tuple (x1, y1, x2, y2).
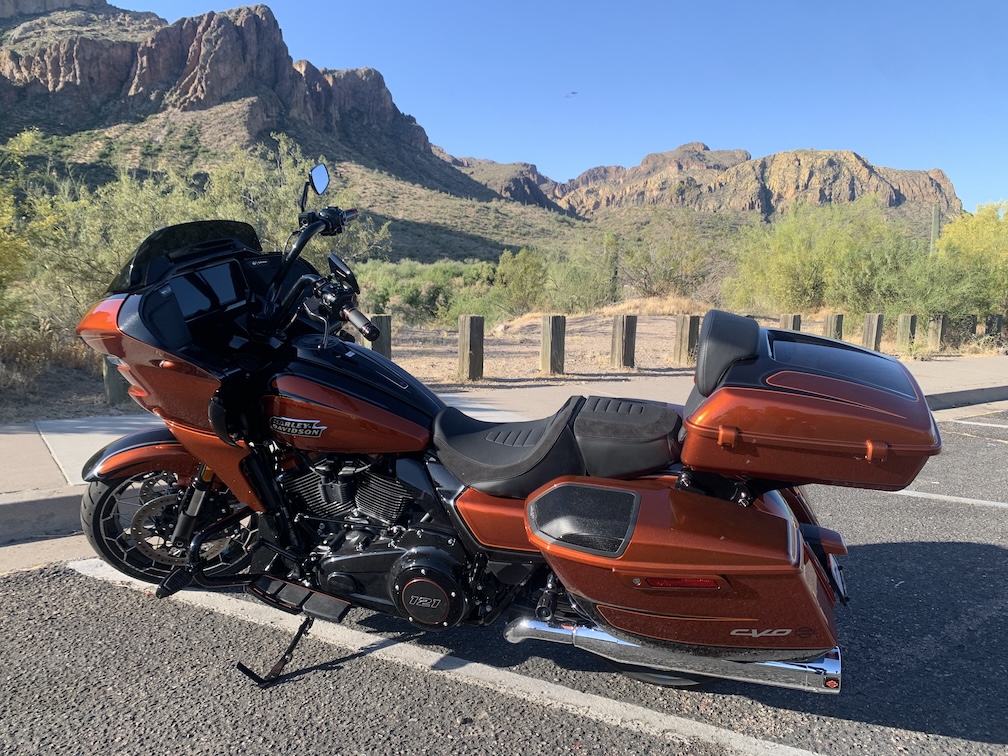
(129, 495, 228, 565)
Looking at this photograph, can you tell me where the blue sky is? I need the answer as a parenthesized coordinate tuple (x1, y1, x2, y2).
(124, 1, 1006, 212)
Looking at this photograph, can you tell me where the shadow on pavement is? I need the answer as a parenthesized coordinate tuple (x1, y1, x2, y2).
(741, 540, 1008, 745)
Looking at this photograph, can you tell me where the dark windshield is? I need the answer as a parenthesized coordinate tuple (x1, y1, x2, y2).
(107, 220, 262, 294)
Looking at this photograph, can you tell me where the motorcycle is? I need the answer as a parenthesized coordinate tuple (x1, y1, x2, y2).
(76, 164, 942, 693)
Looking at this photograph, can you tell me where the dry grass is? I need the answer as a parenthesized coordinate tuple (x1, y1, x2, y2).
(0, 331, 126, 423)
(599, 295, 709, 317)
(0, 331, 96, 389)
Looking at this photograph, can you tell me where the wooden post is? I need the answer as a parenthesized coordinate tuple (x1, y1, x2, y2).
(362, 314, 391, 358)
(102, 356, 131, 405)
(540, 315, 565, 375)
(673, 314, 700, 367)
(458, 315, 484, 380)
(928, 314, 947, 351)
(985, 313, 1004, 337)
(896, 314, 918, 352)
(610, 315, 637, 369)
(779, 314, 801, 331)
(823, 313, 844, 340)
(862, 313, 884, 351)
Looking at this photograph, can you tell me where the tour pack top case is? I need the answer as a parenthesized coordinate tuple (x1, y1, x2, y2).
(678, 311, 941, 490)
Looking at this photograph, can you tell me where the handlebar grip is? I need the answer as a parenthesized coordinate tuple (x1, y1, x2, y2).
(344, 306, 380, 342)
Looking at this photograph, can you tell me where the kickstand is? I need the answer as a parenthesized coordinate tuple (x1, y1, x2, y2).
(237, 615, 314, 688)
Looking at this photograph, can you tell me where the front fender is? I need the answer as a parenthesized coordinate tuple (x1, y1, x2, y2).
(82, 426, 199, 483)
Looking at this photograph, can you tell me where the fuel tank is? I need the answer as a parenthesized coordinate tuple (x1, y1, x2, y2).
(262, 336, 445, 453)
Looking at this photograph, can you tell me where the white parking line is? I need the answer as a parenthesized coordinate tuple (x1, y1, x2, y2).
(948, 420, 1008, 429)
(69, 558, 817, 756)
(890, 489, 1008, 509)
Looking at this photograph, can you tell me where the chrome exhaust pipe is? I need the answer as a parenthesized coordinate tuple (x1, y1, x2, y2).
(504, 616, 841, 694)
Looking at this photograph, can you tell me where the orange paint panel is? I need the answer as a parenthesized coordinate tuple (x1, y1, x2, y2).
(681, 385, 941, 490)
(454, 489, 536, 552)
(527, 477, 796, 574)
(95, 444, 198, 481)
(267, 375, 428, 453)
(76, 296, 126, 356)
(77, 295, 221, 426)
(167, 423, 261, 510)
(130, 359, 221, 430)
(525, 476, 839, 650)
(596, 559, 836, 650)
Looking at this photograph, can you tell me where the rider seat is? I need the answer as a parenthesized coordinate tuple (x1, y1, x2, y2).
(432, 396, 681, 498)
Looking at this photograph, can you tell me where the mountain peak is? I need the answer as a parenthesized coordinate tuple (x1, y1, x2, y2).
(0, 2, 430, 153)
(0, 3, 962, 229)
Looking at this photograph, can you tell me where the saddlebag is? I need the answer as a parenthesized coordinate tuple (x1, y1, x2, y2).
(525, 477, 838, 657)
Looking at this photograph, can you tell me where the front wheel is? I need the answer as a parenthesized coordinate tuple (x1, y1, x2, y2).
(81, 470, 256, 583)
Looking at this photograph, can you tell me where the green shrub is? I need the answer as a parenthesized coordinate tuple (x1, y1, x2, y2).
(496, 248, 546, 316)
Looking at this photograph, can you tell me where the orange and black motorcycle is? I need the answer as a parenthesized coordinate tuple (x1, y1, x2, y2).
(77, 165, 941, 693)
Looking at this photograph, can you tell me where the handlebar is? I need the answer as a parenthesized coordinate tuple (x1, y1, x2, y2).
(252, 202, 381, 344)
(341, 305, 380, 342)
(298, 206, 357, 236)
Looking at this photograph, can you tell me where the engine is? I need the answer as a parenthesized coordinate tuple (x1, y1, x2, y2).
(276, 454, 477, 630)
(277, 457, 410, 523)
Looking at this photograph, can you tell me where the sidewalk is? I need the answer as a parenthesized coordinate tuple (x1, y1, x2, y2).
(2, 354, 1006, 546)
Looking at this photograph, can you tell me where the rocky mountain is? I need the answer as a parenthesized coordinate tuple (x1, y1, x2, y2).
(447, 142, 962, 219)
(0, 1, 429, 153)
(0, 0, 962, 231)
(433, 147, 564, 212)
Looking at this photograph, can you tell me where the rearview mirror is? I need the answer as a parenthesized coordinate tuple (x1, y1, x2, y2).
(310, 164, 330, 195)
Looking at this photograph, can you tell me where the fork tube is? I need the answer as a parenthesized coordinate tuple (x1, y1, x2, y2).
(170, 464, 215, 548)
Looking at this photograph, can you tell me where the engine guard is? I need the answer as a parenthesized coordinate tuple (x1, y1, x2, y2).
(81, 425, 199, 483)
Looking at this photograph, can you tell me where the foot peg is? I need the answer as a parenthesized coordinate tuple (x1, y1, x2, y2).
(237, 615, 314, 688)
(155, 567, 193, 598)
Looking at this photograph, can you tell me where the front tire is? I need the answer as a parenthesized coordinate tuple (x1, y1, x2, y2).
(81, 470, 256, 583)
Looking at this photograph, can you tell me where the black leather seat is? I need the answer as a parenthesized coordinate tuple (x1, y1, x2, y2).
(432, 396, 681, 498)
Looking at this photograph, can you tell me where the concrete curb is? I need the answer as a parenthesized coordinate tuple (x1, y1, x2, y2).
(925, 386, 1008, 412)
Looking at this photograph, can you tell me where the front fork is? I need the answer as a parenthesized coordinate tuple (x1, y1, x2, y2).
(169, 464, 216, 548)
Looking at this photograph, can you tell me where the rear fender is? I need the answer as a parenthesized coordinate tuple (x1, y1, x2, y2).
(82, 426, 199, 483)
